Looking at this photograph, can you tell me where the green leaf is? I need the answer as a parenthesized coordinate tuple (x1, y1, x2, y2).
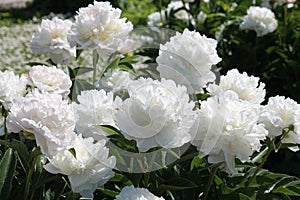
(190, 156, 205, 171)
(105, 57, 121, 71)
(109, 173, 132, 185)
(120, 55, 139, 64)
(159, 177, 199, 191)
(98, 125, 121, 136)
(272, 186, 300, 196)
(70, 79, 96, 102)
(0, 148, 17, 200)
(68, 148, 76, 159)
(72, 67, 93, 77)
(239, 193, 251, 200)
(65, 191, 81, 200)
(97, 187, 119, 197)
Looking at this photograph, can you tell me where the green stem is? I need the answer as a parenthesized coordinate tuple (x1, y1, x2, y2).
(2, 105, 8, 150)
(203, 163, 221, 200)
(245, 146, 272, 187)
(245, 129, 291, 187)
(24, 156, 38, 200)
(144, 172, 150, 187)
(92, 50, 99, 84)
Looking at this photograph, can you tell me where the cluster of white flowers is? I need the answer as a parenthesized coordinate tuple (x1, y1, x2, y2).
(28, 65, 72, 96)
(147, 0, 206, 27)
(262, 0, 296, 8)
(115, 78, 196, 152)
(260, 96, 300, 151)
(240, 6, 278, 37)
(6, 90, 77, 156)
(6, 88, 117, 198)
(192, 91, 268, 173)
(30, 17, 76, 64)
(68, 1, 133, 57)
(0, 70, 27, 109)
(157, 29, 221, 93)
(167, 1, 191, 24)
(191, 68, 300, 172)
(115, 186, 165, 200)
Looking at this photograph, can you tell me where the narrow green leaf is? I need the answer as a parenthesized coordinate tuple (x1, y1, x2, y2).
(0, 148, 17, 200)
(98, 125, 121, 136)
(273, 186, 300, 196)
(97, 187, 119, 197)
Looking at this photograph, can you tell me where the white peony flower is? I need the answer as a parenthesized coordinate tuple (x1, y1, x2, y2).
(6, 90, 77, 156)
(97, 68, 133, 93)
(115, 186, 165, 200)
(261, 0, 283, 8)
(240, 6, 278, 37)
(156, 29, 221, 93)
(197, 11, 207, 24)
(0, 70, 27, 110)
(44, 135, 116, 198)
(28, 65, 72, 96)
(207, 69, 265, 104)
(261, 0, 295, 8)
(30, 17, 75, 64)
(147, 1, 191, 27)
(147, 11, 167, 27)
(192, 91, 268, 173)
(286, 0, 297, 8)
(67, 1, 133, 57)
(73, 89, 121, 140)
(115, 78, 196, 152)
(259, 96, 300, 150)
(167, 1, 191, 23)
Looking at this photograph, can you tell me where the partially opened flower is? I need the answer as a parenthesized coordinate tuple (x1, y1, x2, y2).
(240, 6, 278, 37)
(192, 91, 268, 173)
(30, 17, 75, 64)
(44, 135, 116, 198)
(156, 29, 221, 93)
(6, 90, 77, 156)
(115, 78, 196, 152)
(73, 89, 121, 140)
(67, 1, 133, 57)
(115, 186, 165, 200)
(260, 96, 300, 150)
(207, 69, 265, 104)
(0, 70, 27, 109)
(28, 65, 72, 96)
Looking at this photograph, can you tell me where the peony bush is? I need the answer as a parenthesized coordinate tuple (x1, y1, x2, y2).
(1, 0, 300, 199)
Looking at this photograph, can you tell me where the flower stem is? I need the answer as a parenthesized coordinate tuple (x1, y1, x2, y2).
(92, 50, 99, 84)
(245, 146, 272, 187)
(203, 163, 221, 200)
(245, 129, 291, 187)
(2, 105, 8, 150)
